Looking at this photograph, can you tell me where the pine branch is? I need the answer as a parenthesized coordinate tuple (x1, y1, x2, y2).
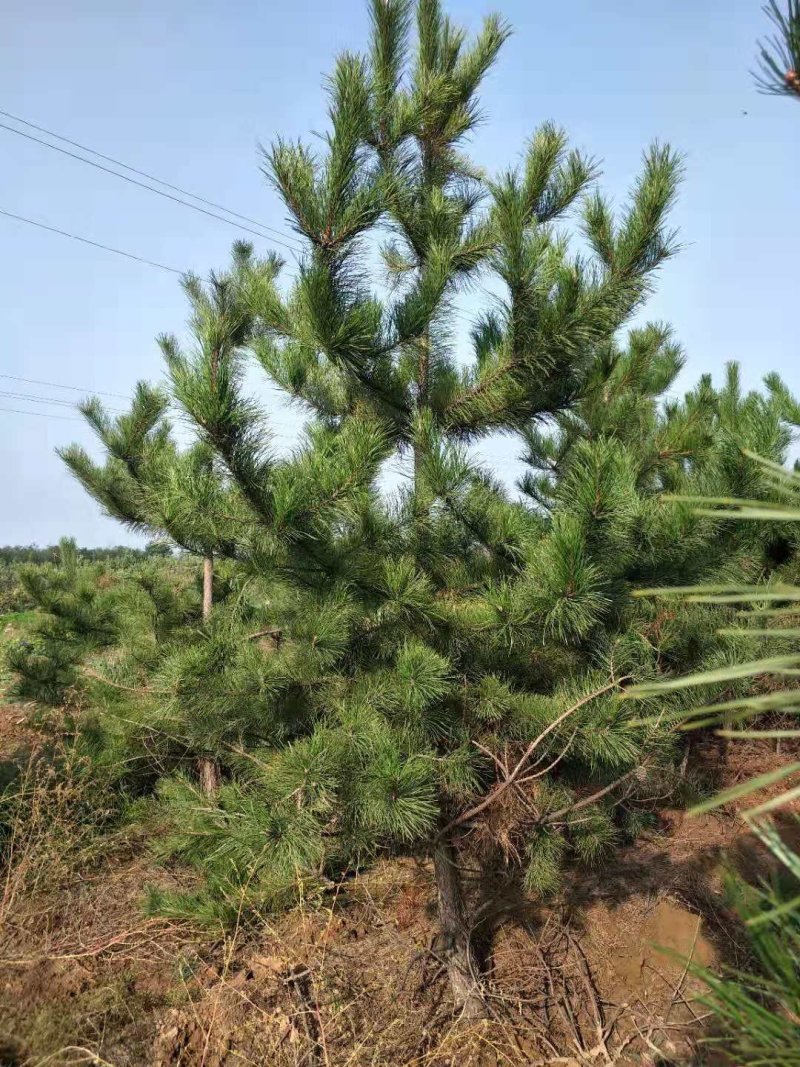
(755, 1, 800, 97)
(439, 677, 627, 837)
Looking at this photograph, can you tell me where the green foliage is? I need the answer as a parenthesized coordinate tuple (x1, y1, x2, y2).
(0, 542, 156, 615)
(756, 1, 800, 98)
(6, 633, 79, 706)
(623, 457, 800, 1063)
(4, 540, 118, 704)
(524, 827, 566, 896)
(0, 544, 150, 564)
(10, 0, 800, 957)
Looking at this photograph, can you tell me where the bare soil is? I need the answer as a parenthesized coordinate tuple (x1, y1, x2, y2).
(1, 702, 798, 1067)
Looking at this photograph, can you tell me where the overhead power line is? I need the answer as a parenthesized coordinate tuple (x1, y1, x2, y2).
(0, 116, 301, 253)
(0, 207, 184, 274)
(0, 373, 129, 400)
(0, 405, 83, 422)
(0, 393, 301, 437)
(0, 108, 300, 247)
(0, 405, 303, 443)
(2, 206, 483, 326)
(1, 389, 85, 406)
(0, 373, 303, 440)
(0, 390, 124, 413)
(0, 373, 299, 428)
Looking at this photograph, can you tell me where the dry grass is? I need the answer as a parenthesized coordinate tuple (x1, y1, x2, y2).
(0, 732, 202, 1066)
(142, 856, 724, 1067)
(3, 714, 796, 1065)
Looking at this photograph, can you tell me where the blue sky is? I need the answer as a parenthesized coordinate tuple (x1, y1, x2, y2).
(1, 0, 798, 546)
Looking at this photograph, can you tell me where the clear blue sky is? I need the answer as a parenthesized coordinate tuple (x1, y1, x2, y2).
(1, 0, 798, 546)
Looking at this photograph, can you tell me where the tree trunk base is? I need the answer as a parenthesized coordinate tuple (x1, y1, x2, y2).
(433, 832, 486, 1020)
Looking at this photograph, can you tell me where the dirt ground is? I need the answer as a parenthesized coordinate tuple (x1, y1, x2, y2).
(0, 698, 797, 1067)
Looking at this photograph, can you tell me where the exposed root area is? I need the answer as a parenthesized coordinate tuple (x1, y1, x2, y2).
(1, 727, 797, 1065)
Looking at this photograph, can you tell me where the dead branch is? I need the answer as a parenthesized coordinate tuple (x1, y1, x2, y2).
(246, 627, 282, 643)
(544, 768, 639, 825)
(440, 679, 627, 838)
(82, 667, 164, 694)
(287, 963, 330, 1066)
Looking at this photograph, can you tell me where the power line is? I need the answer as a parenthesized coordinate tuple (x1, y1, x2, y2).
(0, 405, 83, 422)
(0, 390, 124, 413)
(0, 373, 301, 434)
(0, 207, 185, 274)
(0, 376, 303, 438)
(1, 388, 85, 403)
(0, 373, 129, 400)
(0, 397, 301, 439)
(1, 389, 85, 407)
(0, 404, 306, 453)
(0, 118, 301, 253)
(0, 107, 302, 251)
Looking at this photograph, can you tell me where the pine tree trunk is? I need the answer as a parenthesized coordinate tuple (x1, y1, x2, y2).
(198, 553, 218, 795)
(197, 756, 221, 796)
(414, 307, 484, 1014)
(433, 830, 486, 1019)
(202, 554, 213, 621)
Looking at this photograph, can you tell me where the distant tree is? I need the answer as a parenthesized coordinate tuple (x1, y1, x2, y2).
(144, 540, 173, 558)
(5, 539, 118, 704)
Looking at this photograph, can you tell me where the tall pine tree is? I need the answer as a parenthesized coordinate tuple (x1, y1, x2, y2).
(14, 0, 800, 1016)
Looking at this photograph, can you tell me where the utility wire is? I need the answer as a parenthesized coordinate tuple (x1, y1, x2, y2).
(0, 373, 129, 400)
(0, 397, 299, 437)
(1, 390, 81, 407)
(0, 405, 83, 422)
(0, 119, 301, 253)
(0, 390, 124, 413)
(0, 374, 301, 433)
(0, 378, 302, 438)
(0, 107, 301, 250)
(0, 116, 489, 318)
(1, 389, 86, 406)
(0, 207, 184, 274)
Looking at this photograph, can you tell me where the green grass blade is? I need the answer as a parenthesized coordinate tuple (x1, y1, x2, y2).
(689, 761, 800, 815)
(623, 656, 800, 698)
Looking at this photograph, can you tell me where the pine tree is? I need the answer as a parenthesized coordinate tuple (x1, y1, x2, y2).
(241, 2, 684, 1009)
(18, 0, 800, 1017)
(6, 538, 120, 705)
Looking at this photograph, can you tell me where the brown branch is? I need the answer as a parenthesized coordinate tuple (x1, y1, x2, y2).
(442, 357, 520, 433)
(471, 740, 509, 779)
(82, 667, 163, 695)
(515, 726, 579, 786)
(439, 677, 627, 839)
(566, 929, 612, 1062)
(544, 766, 639, 825)
(246, 627, 283, 642)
